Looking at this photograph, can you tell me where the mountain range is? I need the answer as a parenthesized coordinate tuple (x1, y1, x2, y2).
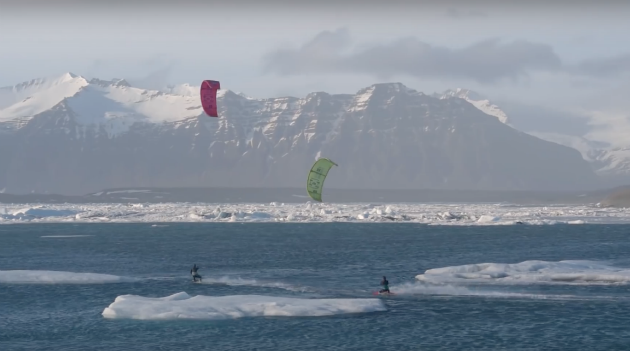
(0, 72, 616, 195)
(431, 89, 630, 184)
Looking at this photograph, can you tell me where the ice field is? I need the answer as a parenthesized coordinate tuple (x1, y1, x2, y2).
(1, 201, 629, 225)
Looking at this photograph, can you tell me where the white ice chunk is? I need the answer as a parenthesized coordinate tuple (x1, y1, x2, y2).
(10, 206, 79, 218)
(40, 235, 93, 238)
(0, 270, 137, 284)
(477, 215, 500, 223)
(102, 292, 386, 320)
(416, 260, 630, 285)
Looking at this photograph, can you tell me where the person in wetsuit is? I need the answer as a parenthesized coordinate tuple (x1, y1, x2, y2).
(191, 264, 202, 282)
(379, 276, 390, 293)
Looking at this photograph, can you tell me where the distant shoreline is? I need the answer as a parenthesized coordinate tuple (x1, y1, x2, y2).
(0, 186, 617, 205)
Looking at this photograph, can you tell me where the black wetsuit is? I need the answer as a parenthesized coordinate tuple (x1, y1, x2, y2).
(191, 265, 202, 282)
(380, 277, 390, 293)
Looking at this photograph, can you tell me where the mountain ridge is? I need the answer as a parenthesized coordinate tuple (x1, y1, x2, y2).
(0, 73, 602, 195)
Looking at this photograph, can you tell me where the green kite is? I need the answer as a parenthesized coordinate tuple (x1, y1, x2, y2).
(306, 158, 338, 202)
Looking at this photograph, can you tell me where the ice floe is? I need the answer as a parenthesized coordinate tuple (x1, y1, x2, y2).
(101, 292, 386, 320)
(388, 281, 620, 301)
(415, 260, 630, 285)
(40, 235, 93, 238)
(0, 270, 138, 284)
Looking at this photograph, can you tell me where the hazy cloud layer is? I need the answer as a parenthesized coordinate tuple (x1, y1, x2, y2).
(263, 28, 630, 84)
(125, 57, 179, 91)
(80, 56, 179, 91)
(445, 8, 487, 18)
(573, 54, 630, 78)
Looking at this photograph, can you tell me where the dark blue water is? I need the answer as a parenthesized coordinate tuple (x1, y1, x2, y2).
(2, 223, 630, 350)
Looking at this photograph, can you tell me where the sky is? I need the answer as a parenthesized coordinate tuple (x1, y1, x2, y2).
(1, 0, 630, 140)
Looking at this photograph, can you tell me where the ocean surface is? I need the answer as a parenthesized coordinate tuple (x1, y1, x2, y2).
(2, 223, 630, 350)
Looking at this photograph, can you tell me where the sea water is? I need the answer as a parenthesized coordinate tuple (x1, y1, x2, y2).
(1, 223, 630, 350)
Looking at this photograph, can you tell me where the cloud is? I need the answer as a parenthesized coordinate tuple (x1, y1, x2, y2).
(80, 56, 179, 91)
(126, 64, 177, 91)
(262, 28, 563, 84)
(445, 7, 487, 18)
(494, 100, 593, 136)
(262, 28, 630, 84)
(124, 56, 180, 90)
(573, 54, 630, 78)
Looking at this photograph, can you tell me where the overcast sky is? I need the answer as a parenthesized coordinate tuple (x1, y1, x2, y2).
(2, 0, 630, 117)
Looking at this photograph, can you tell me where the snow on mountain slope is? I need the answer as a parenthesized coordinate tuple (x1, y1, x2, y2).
(435, 88, 510, 124)
(162, 83, 236, 100)
(71, 79, 203, 126)
(509, 134, 630, 179)
(0, 75, 504, 142)
(162, 83, 198, 97)
(0, 72, 84, 109)
(526, 132, 608, 162)
(0, 73, 89, 126)
(0, 74, 215, 137)
(432, 88, 630, 176)
(0, 75, 601, 194)
(530, 132, 630, 176)
(435, 89, 630, 178)
(593, 148, 630, 176)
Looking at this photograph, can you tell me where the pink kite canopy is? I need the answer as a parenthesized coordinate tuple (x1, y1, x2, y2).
(200, 80, 221, 117)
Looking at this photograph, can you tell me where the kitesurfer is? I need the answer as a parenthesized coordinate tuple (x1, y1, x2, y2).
(379, 276, 390, 293)
(191, 264, 202, 282)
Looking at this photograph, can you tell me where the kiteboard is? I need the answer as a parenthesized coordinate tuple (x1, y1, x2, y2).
(373, 291, 396, 296)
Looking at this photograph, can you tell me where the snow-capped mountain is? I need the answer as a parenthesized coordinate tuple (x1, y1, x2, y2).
(528, 131, 630, 179)
(433, 88, 510, 124)
(0, 73, 215, 136)
(0, 73, 89, 131)
(433, 88, 630, 181)
(0, 73, 599, 195)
